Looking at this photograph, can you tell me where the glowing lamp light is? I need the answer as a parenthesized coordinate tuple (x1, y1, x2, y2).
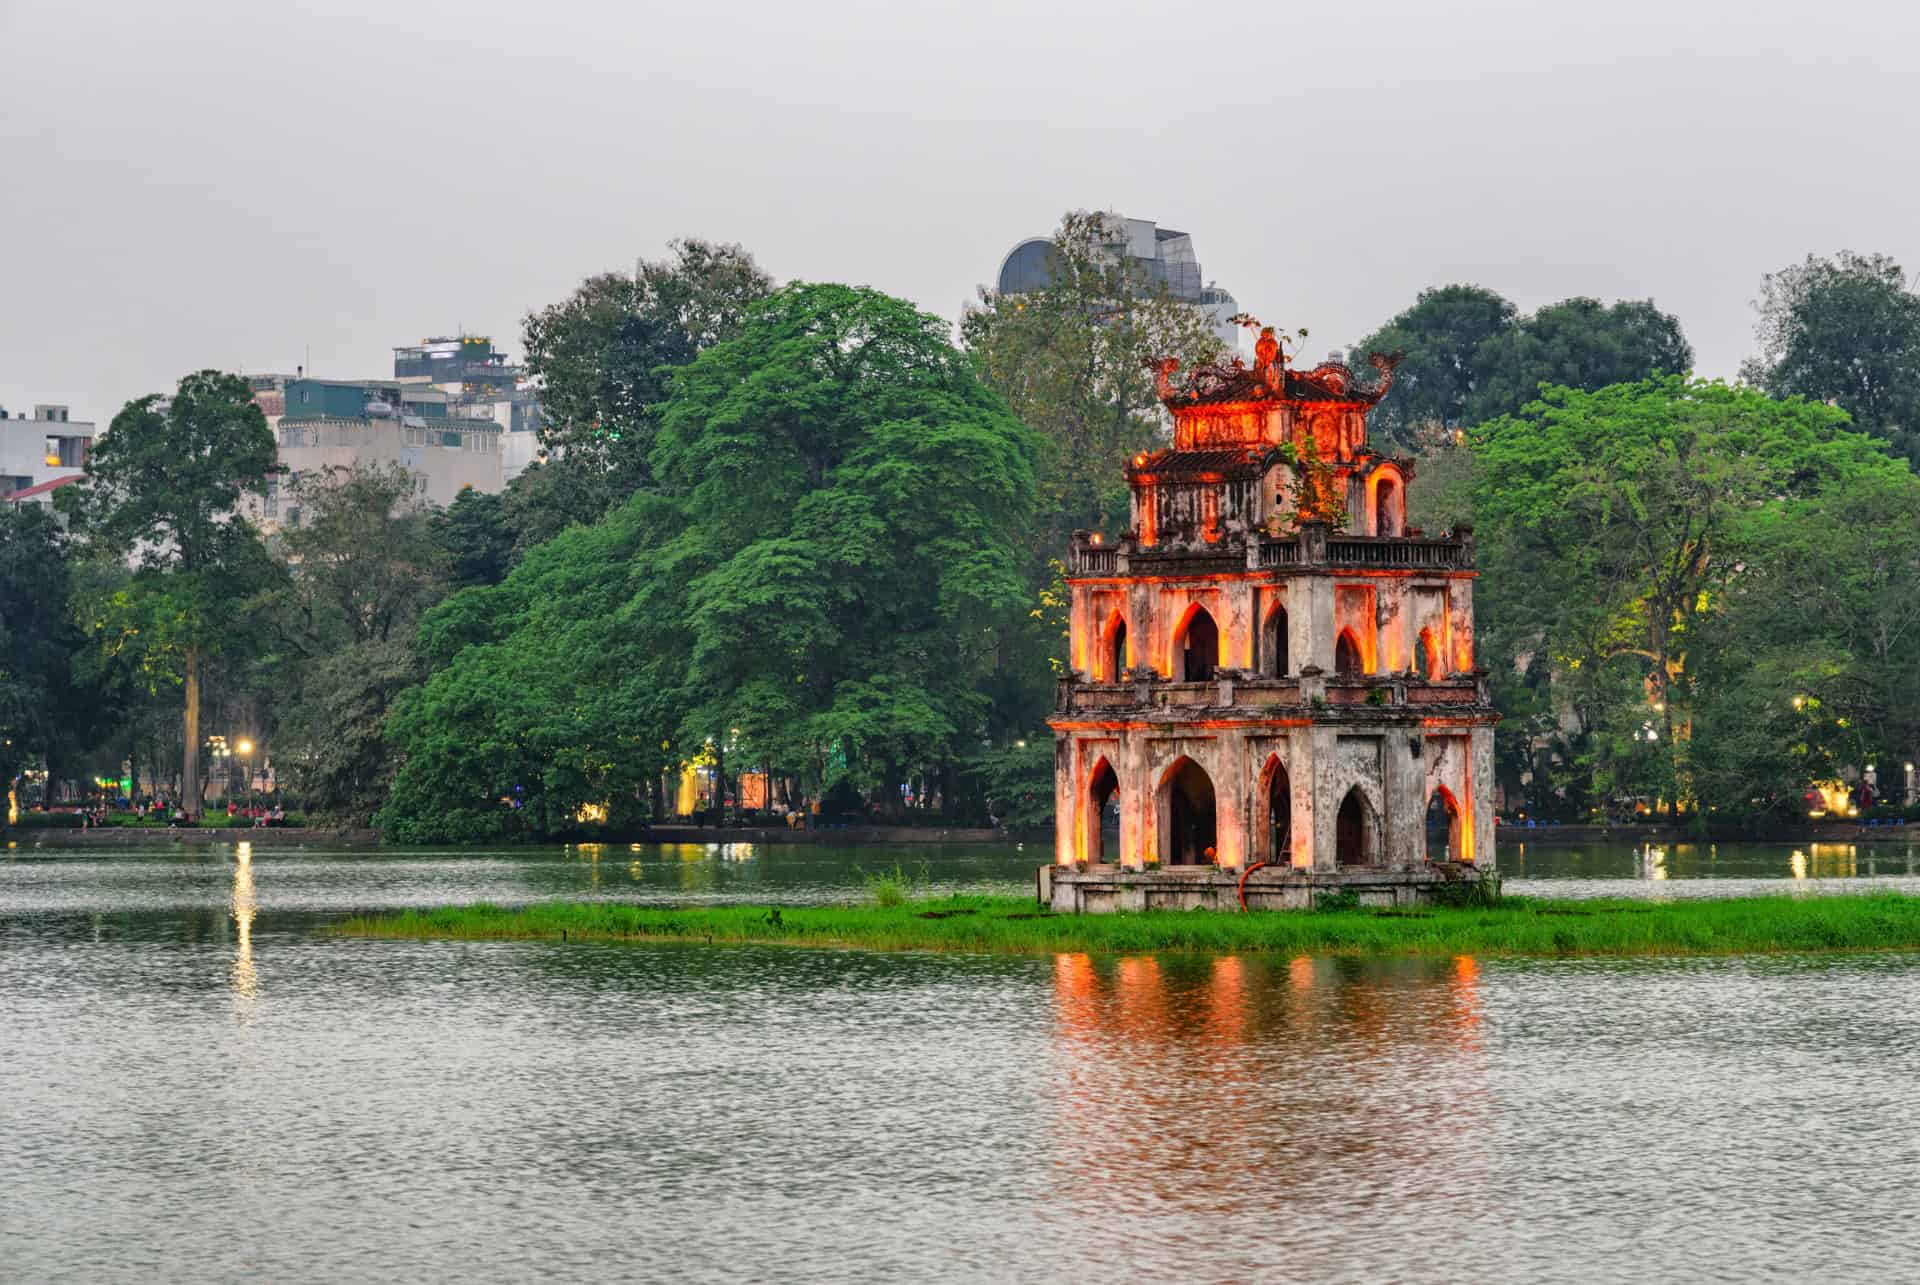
(1089, 533, 1102, 546)
(236, 739, 253, 756)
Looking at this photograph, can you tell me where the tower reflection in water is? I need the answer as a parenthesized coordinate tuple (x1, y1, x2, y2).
(1047, 950, 1489, 1218)
(230, 842, 259, 1009)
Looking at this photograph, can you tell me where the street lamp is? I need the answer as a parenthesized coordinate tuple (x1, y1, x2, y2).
(236, 739, 255, 812)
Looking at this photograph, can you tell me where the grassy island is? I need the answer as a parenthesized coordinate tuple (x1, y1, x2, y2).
(332, 892, 1920, 959)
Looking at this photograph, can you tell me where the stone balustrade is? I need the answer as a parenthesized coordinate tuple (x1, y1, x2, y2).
(1056, 672, 1487, 716)
(1068, 527, 1476, 578)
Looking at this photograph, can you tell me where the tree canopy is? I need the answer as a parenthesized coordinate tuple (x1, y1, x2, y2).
(57, 371, 278, 811)
(1467, 297, 1691, 423)
(380, 282, 1043, 841)
(1350, 286, 1692, 447)
(521, 238, 772, 524)
(1742, 250, 1920, 467)
(1348, 284, 1517, 448)
(1471, 376, 1910, 818)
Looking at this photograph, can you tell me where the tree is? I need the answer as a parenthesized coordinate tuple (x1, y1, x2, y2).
(522, 239, 772, 523)
(1692, 466, 1920, 814)
(380, 494, 686, 841)
(1472, 376, 1893, 814)
(434, 486, 517, 588)
(654, 282, 1042, 810)
(1467, 297, 1692, 423)
(963, 209, 1225, 549)
(268, 464, 449, 822)
(1348, 284, 1517, 449)
(0, 505, 80, 811)
(380, 283, 1043, 840)
(57, 371, 278, 813)
(1742, 251, 1920, 467)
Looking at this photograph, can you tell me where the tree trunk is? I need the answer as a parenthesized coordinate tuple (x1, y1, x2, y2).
(182, 646, 201, 820)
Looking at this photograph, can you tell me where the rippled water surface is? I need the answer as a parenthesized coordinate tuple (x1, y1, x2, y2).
(6, 839, 1920, 1282)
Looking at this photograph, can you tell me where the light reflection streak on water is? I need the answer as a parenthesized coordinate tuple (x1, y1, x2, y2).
(230, 842, 258, 1010)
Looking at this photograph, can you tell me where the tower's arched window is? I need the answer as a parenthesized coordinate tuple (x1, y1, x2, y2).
(1336, 788, 1377, 867)
(1103, 615, 1129, 683)
(1162, 757, 1218, 865)
(1263, 607, 1289, 678)
(1414, 629, 1437, 681)
(1376, 476, 1400, 537)
(1086, 759, 1120, 865)
(1335, 630, 1363, 677)
(1177, 608, 1219, 683)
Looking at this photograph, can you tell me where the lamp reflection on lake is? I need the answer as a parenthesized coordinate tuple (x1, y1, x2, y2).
(230, 842, 259, 1008)
(1791, 849, 1808, 881)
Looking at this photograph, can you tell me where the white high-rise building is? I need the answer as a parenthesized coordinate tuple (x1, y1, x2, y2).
(993, 214, 1244, 350)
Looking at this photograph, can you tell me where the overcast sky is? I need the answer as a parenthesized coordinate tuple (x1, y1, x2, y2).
(5, 0, 1917, 425)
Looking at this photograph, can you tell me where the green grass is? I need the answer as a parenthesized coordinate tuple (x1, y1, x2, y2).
(329, 891, 1920, 959)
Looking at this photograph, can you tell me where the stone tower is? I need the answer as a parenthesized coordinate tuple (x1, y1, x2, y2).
(1044, 328, 1497, 912)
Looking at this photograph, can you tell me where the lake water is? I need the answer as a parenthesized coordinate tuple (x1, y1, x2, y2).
(6, 837, 1920, 1282)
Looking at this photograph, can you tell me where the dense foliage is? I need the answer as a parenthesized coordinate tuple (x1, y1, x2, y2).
(376, 283, 1043, 841)
(520, 239, 772, 531)
(1742, 250, 1920, 467)
(55, 371, 278, 810)
(1351, 286, 1691, 449)
(1468, 377, 1919, 821)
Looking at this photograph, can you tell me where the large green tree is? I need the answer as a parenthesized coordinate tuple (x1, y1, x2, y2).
(653, 282, 1042, 809)
(1742, 250, 1920, 467)
(1472, 376, 1897, 815)
(963, 209, 1224, 549)
(0, 505, 82, 811)
(521, 239, 772, 527)
(58, 371, 278, 813)
(380, 283, 1043, 841)
(1348, 284, 1517, 449)
(1690, 466, 1920, 813)
(268, 464, 449, 822)
(1467, 297, 1692, 423)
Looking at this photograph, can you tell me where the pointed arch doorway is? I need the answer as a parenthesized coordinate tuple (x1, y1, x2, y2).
(1175, 607, 1219, 683)
(1159, 757, 1217, 865)
(1336, 787, 1378, 867)
(1084, 758, 1120, 865)
(1258, 756, 1292, 865)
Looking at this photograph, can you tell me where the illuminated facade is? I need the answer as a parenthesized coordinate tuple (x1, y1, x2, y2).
(1044, 327, 1497, 911)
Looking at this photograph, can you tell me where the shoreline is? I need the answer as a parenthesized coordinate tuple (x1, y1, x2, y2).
(10, 820, 1912, 851)
(5, 826, 381, 848)
(330, 891, 1920, 959)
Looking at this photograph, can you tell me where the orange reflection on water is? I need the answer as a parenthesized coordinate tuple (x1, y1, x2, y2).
(1045, 948, 1492, 1216)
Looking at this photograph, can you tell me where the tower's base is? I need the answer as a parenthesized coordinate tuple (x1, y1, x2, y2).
(1038, 862, 1491, 914)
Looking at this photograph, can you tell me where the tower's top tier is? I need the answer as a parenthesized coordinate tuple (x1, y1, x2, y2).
(1151, 327, 1402, 464)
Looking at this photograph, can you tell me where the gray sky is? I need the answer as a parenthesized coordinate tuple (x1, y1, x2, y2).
(5, 0, 1917, 426)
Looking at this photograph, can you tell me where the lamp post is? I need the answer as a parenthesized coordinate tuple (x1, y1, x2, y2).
(208, 735, 229, 813)
(237, 739, 255, 813)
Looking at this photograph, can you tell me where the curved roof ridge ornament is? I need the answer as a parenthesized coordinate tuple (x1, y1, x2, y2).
(1361, 350, 1405, 405)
